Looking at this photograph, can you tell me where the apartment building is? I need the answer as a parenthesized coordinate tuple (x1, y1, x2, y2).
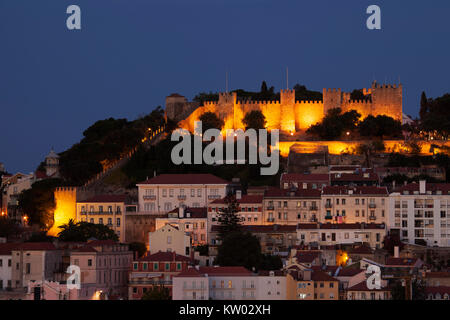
(136, 174, 229, 214)
(263, 188, 321, 225)
(149, 223, 191, 257)
(156, 207, 208, 246)
(1, 173, 36, 223)
(208, 193, 263, 229)
(280, 173, 330, 190)
(69, 240, 132, 300)
(286, 267, 339, 300)
(128, 251, 191, 300)
(322, 186, 389, 224)
(330, 171, 380, 187)
(0, 243, 14, 290)
(11, 243, 62, 289)
(296, 223, 386, 249)
(173, 266, 285, 300)
(388, 181, 450, 247)
(77, 195, 129, 242)
(346, 281, 391, 300)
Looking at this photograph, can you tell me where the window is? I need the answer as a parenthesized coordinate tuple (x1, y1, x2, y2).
(197, 189, 202, 197)
(329, 282, 334, 288)
(8, 259, 11, 267)
(154, 263, 159, 270)
(99, 218, 103, 224)
(116, 206, 121, 214)
(108, 206, 112, 213)
(133, 263, 138, 270)
(90, 218, 94, 223)
(177, 263, 181, 270)
(0, 259, 2, 267)
(355, 199, 360, 205)
(25, 263, 30, 274)
(107, 218, 112, 225)
(162, 189, 167, 197)
(336, 199, 340, 205)
(117, 218, 121, 227)
(143, 263, 147, 270)
(165, 263, 170, 271)
(167, 236, 172, 244)
(88, 259, 92, 267)
(191, 189, 195, 197)
(99, 206, 103, 213)
(228, 280, 232, 288)
(356, 210, 359, 217)
(342, 199, 346, 205)
(169, 189, 174, 197)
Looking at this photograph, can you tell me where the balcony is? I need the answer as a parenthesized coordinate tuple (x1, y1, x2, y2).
(325, 203, 332, 208)
(310, 206, 319, 211)
(129, 279, 172, 285)
(80, 211, 115, 215)
(325, 215, 333, 220)
(266, 206, 274, 210)
(369, 216, 377, 221)
(208, 195, 221, 200)
(143, 195, 156, 200)
(369, 203, 376, 208)
(267, 218, 275, 223)
(178, 195, 187, 200)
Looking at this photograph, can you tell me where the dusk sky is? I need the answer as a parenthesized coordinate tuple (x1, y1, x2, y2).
(1, 0, 449, 173)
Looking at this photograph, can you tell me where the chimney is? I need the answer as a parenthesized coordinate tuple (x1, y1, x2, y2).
(236, 190, 242, 200)
(419, 180, 426, 194)
(179, 206, 184, 218)
(394, 246, 400, 258)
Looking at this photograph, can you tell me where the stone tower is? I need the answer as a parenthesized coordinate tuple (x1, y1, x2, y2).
(371, 81, 403, 121)
(47, 187, 77, 236)
(280, 89, 296, 133)
(323, 88, 342, 114)
(45, 148, 60, 177)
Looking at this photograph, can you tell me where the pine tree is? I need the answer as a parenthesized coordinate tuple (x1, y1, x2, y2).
(260, 81, 268, 93)
(217, 195, 242, 240)
(419, 91, 428, 121)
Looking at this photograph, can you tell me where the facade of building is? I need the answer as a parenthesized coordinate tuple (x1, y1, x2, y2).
(286, 267, 339, 300)
(346, 281, 391, 300)
(128, 251, 191, 300)
(149, 223, 191, 257)
(11, 243, 62, 289)
(156, 207, 208, 246)
(0, 243, 14, 290)
(137, 174, 229, 214)
(69, 240, 132, 300)
(296, 223, 386, 249)
(322, 186, 389, 224)
(263, 188, 322, 225)
(208, 194, 263, 229)
(280, 173, 330, 190)
(388, 181, 450, 247)
(77, 195, 129, 242)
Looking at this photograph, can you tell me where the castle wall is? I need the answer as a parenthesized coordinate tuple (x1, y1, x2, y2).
(294, 101, 324, 130)
(371, 83, 402, 121)
(48, 187, 78, 236)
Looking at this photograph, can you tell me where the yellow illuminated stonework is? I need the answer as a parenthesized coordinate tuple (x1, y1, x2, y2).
(47, 187, 77, 236)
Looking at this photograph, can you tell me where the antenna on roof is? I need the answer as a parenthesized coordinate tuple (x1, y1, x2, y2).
(225, 71, 228, 93)
(286, 67, 289, 89)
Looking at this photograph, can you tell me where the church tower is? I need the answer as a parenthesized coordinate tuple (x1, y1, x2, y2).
(45, 148, 60, 178)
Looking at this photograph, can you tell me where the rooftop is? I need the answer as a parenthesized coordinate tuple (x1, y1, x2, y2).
(138, 174, 229, 185)
(137, 251, 191, 262)
(78, 194, 128, 203)
(211, 195, 263, 204)
(322, 186, 388, 196)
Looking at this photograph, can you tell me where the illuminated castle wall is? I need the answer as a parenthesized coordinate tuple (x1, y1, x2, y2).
(172, 81, 402, 134)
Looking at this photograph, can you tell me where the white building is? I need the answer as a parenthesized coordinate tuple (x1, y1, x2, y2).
(173, 266, 287, 300)
(136, 174, 229, 214)
(0, 244, 13, 290)
(389, 181, 450, 247)
(149, 223, 191, 257)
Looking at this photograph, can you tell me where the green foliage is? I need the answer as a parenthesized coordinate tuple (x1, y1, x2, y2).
(0, 217, 20, 238)
(58, 107, 165, 185)
(306, 108, 361, 140)
(141, 285, 171, 300)
(419, 91, 428, 120)
(259, 254, 283, 271)
(215, 231, 262, 271)
(129, 242, 147, 258)
(217, 196, 242, 240)
(350, 89, 371, 101)
(25, 232, 55, 242)
(199, 112, 224, 132)
(390, 279, 426, 300)
(420, 93, 450, 138)
(242, 110, 266, 130)
(57, 219, 119, 242)
(194, 244, 209, 256)
(292, 84, 323, 101)
(358, 115, 402, 138)
(18, 178, 64, 228)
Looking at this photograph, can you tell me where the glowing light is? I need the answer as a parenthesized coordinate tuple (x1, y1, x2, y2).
(346, 131, 350, 136)
(23, 215, 28, 222)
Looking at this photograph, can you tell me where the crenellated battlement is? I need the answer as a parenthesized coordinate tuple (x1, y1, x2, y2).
(348, 99, 372, 105)
(324, 88, 342, 93)
(295, 100, 323, 105)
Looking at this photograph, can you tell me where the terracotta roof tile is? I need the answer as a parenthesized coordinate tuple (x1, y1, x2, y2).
(138, 174, 229, 185)
(78, 194, 128, 203)
(138, 251, 190, 262)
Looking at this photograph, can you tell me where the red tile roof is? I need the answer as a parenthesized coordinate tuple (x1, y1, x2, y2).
(12, 242, 58, 251)
(243, 225, 297, 233)
(322, 186, 388, 195)
(394, 182, 450, 194)
(330, 172, 379, 182)
(199, 266, 252, 276)
(78, 194, 128, 203)
(297, 223, 385, 230)
(138, 251, 190, 262)
(174, 267, 205, 277)
(337, 267, 365, 277)
(425, 272, 450, 278)
(425, 286, 450, 296)
(86, 239, 118, 246)
(385, 257, 419, 266)
(311, 270, 338, 282)
(138, 174, 229, 185)
(0, 243, 19, 255)
(348, 281, 390, 291)
(264, 188, 322, 198)
(167, 207, 208, 219)
(72, 246, 98, 253)
(211, 195, 263, 204)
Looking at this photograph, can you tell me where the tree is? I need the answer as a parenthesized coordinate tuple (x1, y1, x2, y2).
(57, 220, 119, 242)
(129, 242, 147, 258)
(217, 196, 241, 240)
(0, 217, 20, 238)
(215, 231, 262, 271)
(421, 93, 450, 139)
(141, 285, 171, 300)
(390, 279, 426, 300)
(358, 115, 402, 138)
(18, 178, 64, 228)
(306, 108, 361, 140)
(242, 110, 266, 130)
(350, 89, 370, 101)
(260, 81, 268, 93)
(419, 91, 428, 120)
(199, 112, 224, 132)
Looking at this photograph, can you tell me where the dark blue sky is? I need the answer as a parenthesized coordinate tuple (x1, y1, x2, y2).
(1, 0, 449, 173)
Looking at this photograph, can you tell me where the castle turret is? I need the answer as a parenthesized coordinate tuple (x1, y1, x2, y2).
(370, 81, 402, 121)
(47, 187, 77, 236)
(45, 148, 60, 178)
(323, 88, 342, 114)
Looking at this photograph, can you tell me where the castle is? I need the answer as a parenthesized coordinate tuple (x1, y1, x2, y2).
(166, 81, 403, 134)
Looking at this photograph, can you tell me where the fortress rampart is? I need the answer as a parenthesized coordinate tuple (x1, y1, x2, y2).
(167, 81, 402, 134)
